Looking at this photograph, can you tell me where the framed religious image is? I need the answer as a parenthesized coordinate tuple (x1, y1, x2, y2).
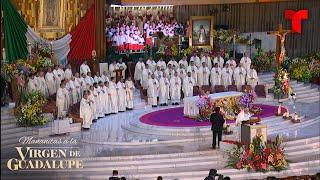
(189, 16, 214, 48)
(38, 0, 65, 30)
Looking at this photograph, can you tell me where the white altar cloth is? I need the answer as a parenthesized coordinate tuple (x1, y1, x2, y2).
(183, 91, 243, 117)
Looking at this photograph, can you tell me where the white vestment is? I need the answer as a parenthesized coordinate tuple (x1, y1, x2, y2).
(178, 68, 186, 81)
(45, 72, 56, 95)
(147, 78, 159, 106)
(108, 82, 119, 113)
(210, 67, 222, 88)
(190, 56, 201, 68)
(117, 82, 127, 112)
(197, 67, 210, 86)
(222, 67, 233, 87)
(246, 69, 258, 88)
(213, 57, 225, 68)
(159, 77, 170, 104)
(134, 62, 145, 81)
(168, 60, 179, 70)
(53, 69, 64, 88)
(117, 62, 127, 78)
(89, 90, 97, 119)
(201, 56, 212, 70)
(178, 60, 188, 70)
(56, 87, 66, 118)
(27, 78, 38, 92)
(234, 67, 247, 90)
(66, 80, 78, 105)
(37, 76, 49, 97)
(156, 61, 166, 70)
(146, 60, 157, 72)
(141, 68, 152, 89)
(240, 57, 252, 71)
(80, 98, 93, 128)
(101, 85, 111, 114)
(125, 80, 135, 109)
(80, 64, 91, 75)
(94, 76, 104, 84)
(187, 65, 198, 85)
(64, 69, 73, 80)
(183, 76, 195, 98)
(170, 76, 181, 103)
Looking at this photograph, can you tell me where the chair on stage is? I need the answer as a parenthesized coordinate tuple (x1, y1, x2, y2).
(241, 85, 253, 92)
(255, 84, 267, 98)
(214, 85, 225, 93)
(201, 85, 212, 94)
(227, 85, 238, 92)
(193, 86, 200, 96)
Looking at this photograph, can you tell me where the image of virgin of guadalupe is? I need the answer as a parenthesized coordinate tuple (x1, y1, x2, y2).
(198, 25, 206, 44)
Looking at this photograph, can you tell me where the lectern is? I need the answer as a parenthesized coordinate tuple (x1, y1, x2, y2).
(241, 123, 267, 145)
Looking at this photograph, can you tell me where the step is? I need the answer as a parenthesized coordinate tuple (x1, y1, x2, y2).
(1, 130, 35, 141)
(296, 92, 320, 98)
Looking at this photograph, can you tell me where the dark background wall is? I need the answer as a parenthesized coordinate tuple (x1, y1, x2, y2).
(174, 0, 320, 57)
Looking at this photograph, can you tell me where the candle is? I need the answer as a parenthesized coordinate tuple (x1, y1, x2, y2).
(294, 113, 298, 120)
(2, 48, 5, 61)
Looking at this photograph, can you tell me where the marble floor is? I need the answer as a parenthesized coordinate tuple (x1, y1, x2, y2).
(49, 90, 320, 157)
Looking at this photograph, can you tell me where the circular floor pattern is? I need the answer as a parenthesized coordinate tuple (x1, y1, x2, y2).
(140, 104, 286, 127)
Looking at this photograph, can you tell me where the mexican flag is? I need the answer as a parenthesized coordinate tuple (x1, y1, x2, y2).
(2, 0, 95, 65)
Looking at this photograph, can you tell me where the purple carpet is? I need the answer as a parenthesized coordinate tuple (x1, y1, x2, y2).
(139, 104, 286, 127)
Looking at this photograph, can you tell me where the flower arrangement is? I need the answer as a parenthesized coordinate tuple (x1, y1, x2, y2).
(34, 56, 53, 70)
(4, 59, 36, 80)
(272, 68, 292, 99)
(239, 91, 257, 109)
(196, 95, 213, 121)
(14, 90, 48, 127)
(252, 48, 274, 72)
(32, 40, 52, 57)
(251, 105, 263, 115)
(227, 135, 287, 172)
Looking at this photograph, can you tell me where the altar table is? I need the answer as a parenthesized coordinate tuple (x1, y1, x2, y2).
(183, 91, 243, 117)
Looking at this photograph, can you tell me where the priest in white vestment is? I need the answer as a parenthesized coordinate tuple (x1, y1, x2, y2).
(108, 77, 119, 113)
(147, 74, 159, 107)
(170, 72, 182, 105)
(222, 64, 233, 88)
(45, 67, 56, 96)
(246, 65, 259, 88)
(88, 86, 98, 120)
(234, 63, 247, 90)
(56, 81, 67, 118)
(117, 58, 127, 78)
(201, 53, 212, 70)
(187, 61, 198, 85)
(210, 63, 222, 89)
(168, 58, 179, 70)
(146, 57, 157, 72)
(226, 58, 237, 69)
(73, 73, 82, 102)
(53, 65, 63, 89)
(183, 72, 195, 98)
(80, 91, 93, 129)
(134, 58, 145, 82)
(164, 64, 174, 79)
(154, 66, 163, 80)
(197, 62, 210, 86)
(240, 53, 252, 71)
(117, 79, 127, 112)
(102, 81, 111, 115)
(27, 74, 38, 92)
(68, 76, 78, 105)
(190, 54, 201, 68)
(64, 64, 73, 80)
(159, 73, 170, 106)
(156, 58, 166, 70)
(125, 77, 135, 110)
(141, 64, 152, 89)
(80, 61, 91, 76)
(178, 56, 189, 70)
(101, 71, 109, 82)
(37, 71, 49, 97)
(94, 72, 103, 84)
(109, 61, 118, 78)
(213, 55, 225, 68)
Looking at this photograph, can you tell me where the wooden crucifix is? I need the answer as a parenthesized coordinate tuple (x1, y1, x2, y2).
(267, 24, 291, 69)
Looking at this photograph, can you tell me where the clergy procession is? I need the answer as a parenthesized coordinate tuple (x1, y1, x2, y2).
(26, 60, 134, 129)
(135, 52, 258, 107)
(25, 51, 258, 130)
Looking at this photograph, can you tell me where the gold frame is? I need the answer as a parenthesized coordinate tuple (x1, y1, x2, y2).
(189, 16, 214, 49)
(38, 0, 65, 31)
